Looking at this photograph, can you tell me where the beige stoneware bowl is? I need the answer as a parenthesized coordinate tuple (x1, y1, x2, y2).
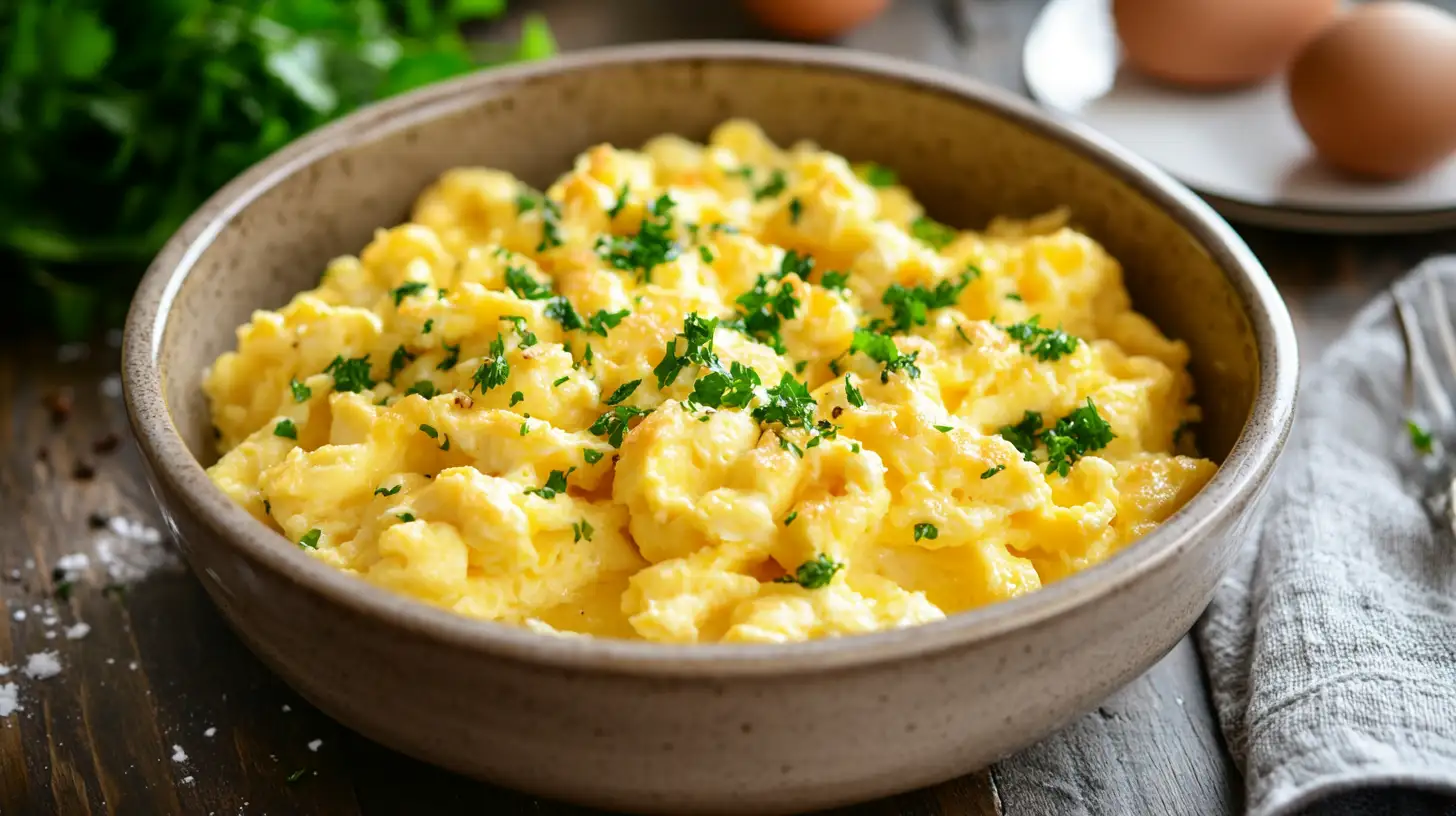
(123, 42, 1297, 815)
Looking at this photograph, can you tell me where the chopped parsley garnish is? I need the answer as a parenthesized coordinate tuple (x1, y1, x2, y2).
(289, 378, 312, 403)
(851, 442, 861, 453)
(390, 280, 430, 306)
(422, 319, 434, 335)
(861, 162, 898, 188)
(605, 379, 642, 406)
(779, 249, 814, 280)
(470, 335, 510, 393)
(498, 315, 537, 348)
(583, 449, 605, 465)
(263, 499, 271, 515)
(607, 183, 630, 219)
(754, 169, 787, 201)
(981, 465, 1006, 479)
(388, 345, 416, 381)
(784, 511, 798, 526)
(584, 308, 630, 337)
(419, 424, 438, 439)
(820, 270, 850, 292)
(583, 343, 594, 365)
(795, 360, 808, 374)
(774, 553, 843, 589)
(653, 313, 720, 389)
(525, 468, 575, 499)
(404, 380, 437, 399)
(698, 245, 715, 264)
(998, 411, 1044, 460)
(1006, 293, 1023, 302)
(397, 513, 416, 523)
(845, 375, 865, 408)
(849, 328, 921, 383)
(913, 523, 939, 542)
(374, 484, 401, 497)
(881, 273, 973, 332)
(955, 324, 975, 346)
(1409, 420, 1434, 455)
(688, 361, 760, 410)
(1001, 316, 1079, 362)
(553, 376, 569, 387)
(589, 405, 653, 448)
(729, 275, 799, 353)
(751, 372, 816, 430)
(1041, 399, 1116, 477)
(505, 265, 554, 300)
(909, 215, 956, 250)
(933, 424, 953, 433)
(573, 519, 594, 543)
(545, 297, 583, 331)
(510, 391, 525, 407)
(788, 197, 804, 224)
(964, 263, 983, 280)
(520, 420, 531, 436)
(286, 769, 310, 784)
(595, 193, 682, 282)
(516, 191, 538, 214)
(273, 418, 297, 439)
(438, 434, 450, 451)
(436, 343, 461, 371)
(298, 529, 321, 549)
(536, 197, 564, 252)
(324, 354, 375, 392)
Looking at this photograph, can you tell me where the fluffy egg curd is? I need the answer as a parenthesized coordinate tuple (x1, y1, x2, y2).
(203, 120, 1217, 645)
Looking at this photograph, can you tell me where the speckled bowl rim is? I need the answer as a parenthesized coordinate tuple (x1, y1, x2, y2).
(123, 41, 1298, 678)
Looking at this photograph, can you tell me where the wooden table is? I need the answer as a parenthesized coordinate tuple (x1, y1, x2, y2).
(4, 1, 1455, 813)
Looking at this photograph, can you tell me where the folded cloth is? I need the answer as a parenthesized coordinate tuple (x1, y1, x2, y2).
(1197, 257, 1456, 816)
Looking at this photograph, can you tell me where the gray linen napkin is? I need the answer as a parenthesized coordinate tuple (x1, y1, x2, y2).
(1196, 257, 1456, 816)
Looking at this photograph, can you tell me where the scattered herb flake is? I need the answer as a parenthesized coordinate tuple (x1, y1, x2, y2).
(289, 379, 312, 403)
(784, 511, 799, 526)
(397, 513, 416, 523)
(470, 335, 510, 393)
(1001, 316, 1079, 362)
(605, 379, 642, 406)
(788, 197, 804, 224)
(299, 529, 321, 549)
(595, 193, 682, 282)
(324, 355, 375, 393)
(583, 448, 604, 465)
(510, 391, 525, 407)
(820, 270, 850, 292)
(1041, 399, 1116, 477)
(913, 523, 939, 542)
(1409, 420, 1434, 455)
(436, 343, 461, 371)
(774, 553, 843, 589)
(273, 419, 297, 439)
(525, 468, 575, 499)
(589, 405, 653, 448)
(584, 308, 630, 337)
(845, 375, 865, 408)
(861, 163, 898, 188)
(505, 265, 554, 300)
(375, 484, 402, 497)
(391, 280, 430, 306)
(981, 465, 1006, 479)
(754, 170, 787, 201)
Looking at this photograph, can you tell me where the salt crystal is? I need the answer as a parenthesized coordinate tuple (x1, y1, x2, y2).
(41, 616, 58, 626)
(281, 704, 291, 712)
(95, 518, 176, 586)
(22, 652, 61, 680)
(127, 661, 138, 671)
(65, 623, 90, 640)
(204, 727, 217, 738)
(106, 658, 115, 665)
(181, 775, 194, 785)
(12, 610, 25, 622)
(307, 739, 322, 752)
(0, 683, 17, 717)
(55, 553, 89, 573)
(0, 665, 9, 676)
(171, 744, 187, 763)
(100, 375, 123, 399)
(43, 631, 56, 640)
(7, 569, 19, 580)
(23, 559, 34, 570)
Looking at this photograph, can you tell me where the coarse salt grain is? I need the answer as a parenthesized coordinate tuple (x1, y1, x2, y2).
(0, 665, 9, 676)
(181, 775, 194, 785)
(41, 615, 58, 626)
(43, 631, 56, 640)
(172, 745, 187, 762)
(128, 661, 138, 671)
(23, 652, 62, 680)
(307, 739, 322, 752)
(204, 727, 217, 737)
(65, 623, 90, 640)
(281, 704, 291, 712)
(0, 683, 17, 717)
(12, 610, 25, 622)
(100, 375, 123, 399)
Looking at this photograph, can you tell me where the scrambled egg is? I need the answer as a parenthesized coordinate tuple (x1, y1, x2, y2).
(203, 120, 1216, 644)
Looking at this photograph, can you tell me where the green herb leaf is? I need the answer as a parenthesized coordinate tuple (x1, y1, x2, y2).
(1409, 420, 1434, 455)
(607, 183, 630, 219)
(751, 372, 816, 430)
(273, 418, 298, 440)
(437, 343, 461, 371)
(299, 529, 322, 549)
(820, 270, 850, 293)
(845, 375, 865, 408)
(375, 484, 402, 497)
(998, 411, 1043, 460)
(325, 355, 375, 392)
(289, 379, 312, 403)
(525, 468, 575, 499)
(784, 511, 798, 526)
(545, 297, 582, 331)
(584, 308, 630, 337)
(774, 553, 843, 589)
(981, 465, 1006, 479)
(583, 448, 605, 465)
(595, 193, 682, 282)
(605, 379, 642, 406)
(849, 329, 920, 383)
(391, 281, 430, 306)
(419, 424, 438, 439)
(881, 273, 972, 332)
(1041, 399, 1116, 476)
(910, 216, 956, 250)
(861, 163, 898, 188)
(388, 345, 417, 381)
(404, 380, 437, 399)
(510, 390, 525, 407)
(698, 245, 715, 264)
(1000, 316, 1079, 362)
(505, 265, 553, 300)
(589, 405, 653, 448)
(788, 197, 804, 224)
(470, 334, 510, 393)
(933, 424, 952, 433)
(754, 170, 787, 201)
(397, 513, 416, 523)
(572, 519, 594, 543)
(913, 523, 939, 542)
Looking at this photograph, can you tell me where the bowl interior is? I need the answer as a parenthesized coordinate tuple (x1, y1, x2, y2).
(156, 51, 1259, 474)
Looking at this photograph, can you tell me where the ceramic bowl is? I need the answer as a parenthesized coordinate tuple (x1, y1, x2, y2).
(123, 42, 1297, 815)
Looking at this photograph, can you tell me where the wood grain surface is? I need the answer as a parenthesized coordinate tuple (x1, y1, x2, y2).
(4, 1, 1455, 814)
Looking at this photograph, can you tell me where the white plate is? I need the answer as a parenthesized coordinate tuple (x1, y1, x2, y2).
(1022, 0, 1456, 233)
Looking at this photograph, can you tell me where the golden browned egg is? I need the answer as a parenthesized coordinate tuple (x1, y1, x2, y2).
(1288, 1, 1456, 180)
(742, 0, 890, 41)
(1113, 0, 1338, 88)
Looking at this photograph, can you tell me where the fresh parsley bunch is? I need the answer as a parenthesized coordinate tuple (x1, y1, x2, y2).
(0, 0, 555, 340)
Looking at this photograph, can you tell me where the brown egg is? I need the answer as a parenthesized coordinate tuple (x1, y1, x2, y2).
(1288, 1, 1456, 180)
(1113, 0, 1338, 89)
(741, 0, 890, 41)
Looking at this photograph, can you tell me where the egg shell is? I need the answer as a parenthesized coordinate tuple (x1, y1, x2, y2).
(741, 0, 890, 41)
(1113, 0, 1338, 89)
(1288, 1, 1456, 181)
